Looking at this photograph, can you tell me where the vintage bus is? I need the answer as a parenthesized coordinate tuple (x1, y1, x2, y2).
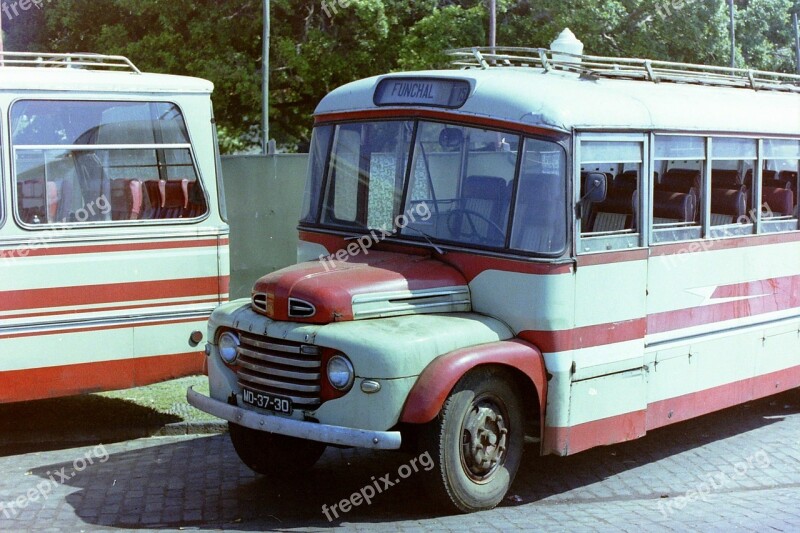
(0, 52, 229, 403)
(189, 40, 800, 512)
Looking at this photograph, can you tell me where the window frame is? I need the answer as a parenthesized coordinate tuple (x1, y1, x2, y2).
(575, 132, 649, 254)
(8, 98, 210, 230)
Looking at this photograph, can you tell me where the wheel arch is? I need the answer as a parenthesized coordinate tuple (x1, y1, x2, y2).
(399, 339, 547, 446)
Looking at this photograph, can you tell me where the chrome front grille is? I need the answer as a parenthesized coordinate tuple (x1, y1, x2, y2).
(237, 333, 322, 408)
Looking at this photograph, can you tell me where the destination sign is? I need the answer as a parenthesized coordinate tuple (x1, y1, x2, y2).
(374, 78, 470, 108)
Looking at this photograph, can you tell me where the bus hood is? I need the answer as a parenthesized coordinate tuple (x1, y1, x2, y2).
(251, 251, 471, 323)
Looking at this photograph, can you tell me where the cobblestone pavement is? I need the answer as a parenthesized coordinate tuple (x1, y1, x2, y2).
(0, 388, 798, 532)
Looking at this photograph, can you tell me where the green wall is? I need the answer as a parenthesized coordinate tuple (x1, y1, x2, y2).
(220, 154, 310, 299)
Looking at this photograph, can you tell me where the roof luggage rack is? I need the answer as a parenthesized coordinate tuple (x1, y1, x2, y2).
(448, 47, 800, 94)
(0, 51, 141, 74)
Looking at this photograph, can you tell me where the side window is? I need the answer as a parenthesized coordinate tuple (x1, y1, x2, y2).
(509, 138, 567, 254)
(578, 137, 643, 253)
(708, 137, 756, 237)
(761, 139, 800, 232)
(652, 136, 704, 243)
(11, 101, 207, 226)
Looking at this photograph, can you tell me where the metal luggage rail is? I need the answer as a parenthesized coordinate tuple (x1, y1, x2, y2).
(0, 51, 140, 73)
(448, 47, 800, 94)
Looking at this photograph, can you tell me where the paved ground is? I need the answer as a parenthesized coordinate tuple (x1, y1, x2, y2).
(0, 388, 798, 532)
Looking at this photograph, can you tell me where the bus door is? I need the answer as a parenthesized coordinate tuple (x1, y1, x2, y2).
(568, 133, 649, 450)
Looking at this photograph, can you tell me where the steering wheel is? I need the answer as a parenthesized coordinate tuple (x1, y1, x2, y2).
(447, 208, 506, 245)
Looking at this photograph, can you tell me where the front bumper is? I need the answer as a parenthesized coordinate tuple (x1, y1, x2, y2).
(187, 386, 402, 450)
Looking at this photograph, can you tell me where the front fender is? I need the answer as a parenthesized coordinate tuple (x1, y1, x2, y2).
(399, 339, 548, 428)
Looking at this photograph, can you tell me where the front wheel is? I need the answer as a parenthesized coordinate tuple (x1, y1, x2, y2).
(228, 423, 326, 477)
(420, 368, 525, 513)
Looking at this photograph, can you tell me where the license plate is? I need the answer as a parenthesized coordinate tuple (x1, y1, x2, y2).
(242, 388, 293, 415)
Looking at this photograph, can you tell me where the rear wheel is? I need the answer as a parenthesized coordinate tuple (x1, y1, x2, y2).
(420, 368, 525, 513)
(228, 423, 326, 476)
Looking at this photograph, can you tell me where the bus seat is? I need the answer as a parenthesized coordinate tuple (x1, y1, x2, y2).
(158, 179, 190, 219)
(587, 188, 636, 233)
(143, 180, 162, 219)
(712, 169, 743, 191)
(614, 170, 639, 192)
(460, 175, 510, 237)
(18, 178, 47, 224)
(111, 179, 144, 220)
(653, 190, 696, 225)
(183, 181, 206, 218)
(763, 186, 794, 217)
(658, 168, 701, 194)
(779, 171, 797, 188)
(710, 188, 746, 225)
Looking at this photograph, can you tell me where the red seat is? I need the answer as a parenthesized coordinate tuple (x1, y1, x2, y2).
(763, 186, 794, 217)
(111, 179, 144, 221)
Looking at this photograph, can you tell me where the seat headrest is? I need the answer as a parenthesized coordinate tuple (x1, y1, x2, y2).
(710, 188, 746, 217)
(653, 190, 695, 222)
(463, 175, 508, 201)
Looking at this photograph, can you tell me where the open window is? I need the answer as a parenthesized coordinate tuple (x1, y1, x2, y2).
(578, 135, 644, 253)
(652, 135, 704, 243)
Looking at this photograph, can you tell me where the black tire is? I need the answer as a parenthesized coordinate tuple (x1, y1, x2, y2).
(420, 368, 525, 513)
(228, 423, 326, 477)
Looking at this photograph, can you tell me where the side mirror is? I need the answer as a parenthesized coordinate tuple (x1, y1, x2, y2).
(581, 172, 607, 204)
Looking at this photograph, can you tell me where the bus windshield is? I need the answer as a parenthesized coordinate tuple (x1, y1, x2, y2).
(305, 120, 567, 255)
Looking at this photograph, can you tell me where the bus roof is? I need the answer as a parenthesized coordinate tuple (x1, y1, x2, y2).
(315, 64, 800, 137)
(0, 52, 213, 94)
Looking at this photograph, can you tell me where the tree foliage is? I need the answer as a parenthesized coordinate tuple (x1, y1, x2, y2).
(1, 0, 798, 152)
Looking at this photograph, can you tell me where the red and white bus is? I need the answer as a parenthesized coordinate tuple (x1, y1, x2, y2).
(0, 53, 229, 403)
(190, 39, 800, 512)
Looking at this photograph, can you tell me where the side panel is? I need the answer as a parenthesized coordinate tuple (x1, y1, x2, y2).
(645, 237, 800, 430)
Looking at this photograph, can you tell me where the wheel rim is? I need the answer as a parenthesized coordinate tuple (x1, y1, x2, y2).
(460, 393, 509, 483)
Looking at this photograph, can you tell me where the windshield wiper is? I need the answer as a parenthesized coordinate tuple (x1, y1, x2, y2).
(401, 226, 446, 255)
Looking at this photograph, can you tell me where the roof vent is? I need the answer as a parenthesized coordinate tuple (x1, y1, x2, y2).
(550, 28, 584, 65)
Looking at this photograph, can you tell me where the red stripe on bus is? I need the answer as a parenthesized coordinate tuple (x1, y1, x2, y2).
(315, 109, 566, 139)
(0, 352, 206, 403)
(542, 364, 800, 456)
(0, 238, 222, 259)
(0, 277, 223, 313)
(0, 316, 209, 340)
(521, 319, 646, 353)
(2, 297, 221, 321)
(647, 274, 800, 334)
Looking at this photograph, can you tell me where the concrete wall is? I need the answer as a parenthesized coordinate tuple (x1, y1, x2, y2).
(221, 154, 309, 299)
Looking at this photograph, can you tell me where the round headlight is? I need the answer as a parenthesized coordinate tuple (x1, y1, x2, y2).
(327, 354, 355, 391)
(218, 331, 240, 364)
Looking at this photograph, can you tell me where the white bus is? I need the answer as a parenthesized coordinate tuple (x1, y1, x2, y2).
(190, 41, 800, 512)
(1, 52, 229, 403)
